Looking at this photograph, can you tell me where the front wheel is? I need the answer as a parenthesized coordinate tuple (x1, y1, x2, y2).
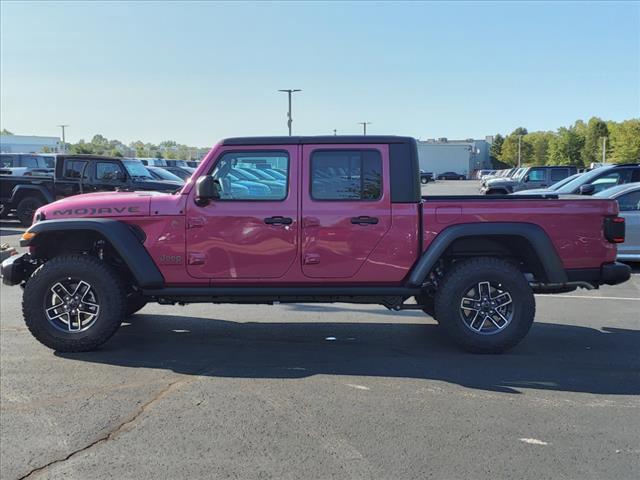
(16, 196, 44, 226)
(23, 255, 126, 352)
(434, 257, 535, 353)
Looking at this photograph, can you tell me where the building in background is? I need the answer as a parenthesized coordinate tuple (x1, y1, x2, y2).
(417, 137, 492, 178)
(0, 134, 62, 153)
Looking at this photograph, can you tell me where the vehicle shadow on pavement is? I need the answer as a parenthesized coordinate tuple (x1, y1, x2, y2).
(56, 314, 640, 396)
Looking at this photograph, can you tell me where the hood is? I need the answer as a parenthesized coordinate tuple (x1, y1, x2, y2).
(486, 177, 518, 187)
(511, 188, 555, 195)
(36, 191, 162, 220)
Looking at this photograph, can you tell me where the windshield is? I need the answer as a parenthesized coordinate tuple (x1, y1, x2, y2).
(122, 160, 153, 179)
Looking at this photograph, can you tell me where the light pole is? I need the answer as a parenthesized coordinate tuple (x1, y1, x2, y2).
(358, 122, 371, 135)
(517, 135, 522, 168)
(58, 124, 69, 153)
(278, 89, 301, 136)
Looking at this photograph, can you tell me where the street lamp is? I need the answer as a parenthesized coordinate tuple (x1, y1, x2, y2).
(278, 89, 301, 136)
(58, 124, 69, 153)
(358, 122, 371, 135)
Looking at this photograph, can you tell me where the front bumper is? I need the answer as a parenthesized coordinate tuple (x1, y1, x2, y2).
(1, 252, 32, 286)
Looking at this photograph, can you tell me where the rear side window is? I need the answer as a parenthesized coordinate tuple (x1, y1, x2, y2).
(212, 151, 289, 201)
(550, 169, 569, 182)
(589, 169, 635, 193)
(64, 160, 88, 179)
(311, 150, 382, 200)
(617, 191, 640, 212)
(21, 156, 39, 168)
(526, 168, 545, 182)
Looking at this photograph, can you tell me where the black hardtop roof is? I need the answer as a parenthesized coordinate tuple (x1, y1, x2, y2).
(222, 135, 416, 146)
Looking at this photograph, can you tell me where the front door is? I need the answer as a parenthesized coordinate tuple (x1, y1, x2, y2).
(186, 147, 298, 279)
(301, 144, 391, 278)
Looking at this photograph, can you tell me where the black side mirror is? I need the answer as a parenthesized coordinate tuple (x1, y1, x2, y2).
(195, 175, 220, 205)
(579, 184, 595, 195)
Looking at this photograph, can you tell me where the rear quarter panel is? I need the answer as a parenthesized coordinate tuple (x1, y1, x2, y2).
(422, 198, 619, 269)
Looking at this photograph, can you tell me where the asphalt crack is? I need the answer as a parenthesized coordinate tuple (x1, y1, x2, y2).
(17, 377, 185, 480)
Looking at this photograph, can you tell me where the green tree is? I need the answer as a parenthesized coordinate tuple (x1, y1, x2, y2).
(499, 128, 533, 166)
(581, 117, 609, 166)
(1, 128, 13, 135)
(548, 127, 585, 166)
(524, 131, 554, 165)
(609, 119, 640, 163)
(489, 134, 504, 163)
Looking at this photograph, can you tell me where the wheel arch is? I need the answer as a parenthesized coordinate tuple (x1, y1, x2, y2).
(11, 185, 54, 206)
(407, 222, 567, 287)
(24, 219, 164, 288)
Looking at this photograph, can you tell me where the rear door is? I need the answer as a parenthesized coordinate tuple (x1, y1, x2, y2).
(301, 144, 391, 278)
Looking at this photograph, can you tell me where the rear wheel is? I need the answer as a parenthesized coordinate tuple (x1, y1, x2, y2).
(434, 257, 535, 353)
(23, 255, 126, 352)
(16, 196, 43, 226)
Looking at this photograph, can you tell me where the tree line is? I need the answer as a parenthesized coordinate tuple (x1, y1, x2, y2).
(489, 117, 639, 167)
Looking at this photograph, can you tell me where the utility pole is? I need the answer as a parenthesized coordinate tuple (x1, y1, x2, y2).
(602, 137, 607, 164)
(58, 124, 69, 153)
(358, 122, 371, 135)
(278, 89, 301, 136)
(517, 135, 522, 168)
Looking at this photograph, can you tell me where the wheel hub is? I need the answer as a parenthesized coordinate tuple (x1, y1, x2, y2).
(44, 278, 100, 332)
(459, 281, 513, 335)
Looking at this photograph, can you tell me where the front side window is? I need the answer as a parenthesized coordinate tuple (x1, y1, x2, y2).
(212, 151, 289, 200)
(311, 150, 382, 200)
(617, 191, 640, 212)
(589, 169, 635, 193)
(21, 156, 39, 168)
(526, 168, 545, 182)
(96, 162, 125, 182)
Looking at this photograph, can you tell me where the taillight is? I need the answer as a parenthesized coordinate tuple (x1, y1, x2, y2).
(604, 217, 625, 243)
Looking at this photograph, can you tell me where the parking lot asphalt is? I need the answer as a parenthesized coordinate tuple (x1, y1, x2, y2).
(1, 180, 639, 480)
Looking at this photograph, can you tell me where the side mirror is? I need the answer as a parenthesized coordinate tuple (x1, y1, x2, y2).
(579, 184, 595, 195)
(195, 175, 220, 205)
(523, 174, 530, 182)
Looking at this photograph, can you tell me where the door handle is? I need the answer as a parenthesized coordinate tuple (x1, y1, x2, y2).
(351, 216, 379, 225)
(264, 216, 293, 225)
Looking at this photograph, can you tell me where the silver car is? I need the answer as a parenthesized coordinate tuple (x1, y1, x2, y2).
(595, 183, 640, 261)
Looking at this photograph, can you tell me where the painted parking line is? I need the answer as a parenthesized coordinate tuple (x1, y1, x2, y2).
(537, 294, 640, 301)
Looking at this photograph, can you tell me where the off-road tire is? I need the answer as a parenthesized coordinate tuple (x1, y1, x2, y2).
(434, 257, 535, 353)
(23, 255, 126, 352)
(16, 196, 44, 226)
(421, 177, 428, 185)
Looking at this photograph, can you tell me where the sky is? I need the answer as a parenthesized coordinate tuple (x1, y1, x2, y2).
(1, 1, 639, 147)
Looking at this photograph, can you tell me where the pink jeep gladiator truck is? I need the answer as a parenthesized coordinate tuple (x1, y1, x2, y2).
(1, 136, 631, 353)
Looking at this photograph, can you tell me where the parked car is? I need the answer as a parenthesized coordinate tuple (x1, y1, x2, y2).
(481, 166, 578, 195)
(186, 161, 199, 168)
(437, 171, 466, 180)
(475, 169, 495, 180)
(594, 183, 640, 261)
(160, 165, 196, 181)
(138, 158, 168, 167)
(420, 170, 434, 184)
(0, 155, 181, 225)
(0, 153, 55, 176)
(513, 163, 640, 196)
(146, 166, 185, 183)
(2, 135, 631, 355)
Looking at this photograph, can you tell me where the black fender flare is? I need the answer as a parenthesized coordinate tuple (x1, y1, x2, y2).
(24, 218, 164, 288)
(407, 222, 567, 287)
(11, 184, 55, 205)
